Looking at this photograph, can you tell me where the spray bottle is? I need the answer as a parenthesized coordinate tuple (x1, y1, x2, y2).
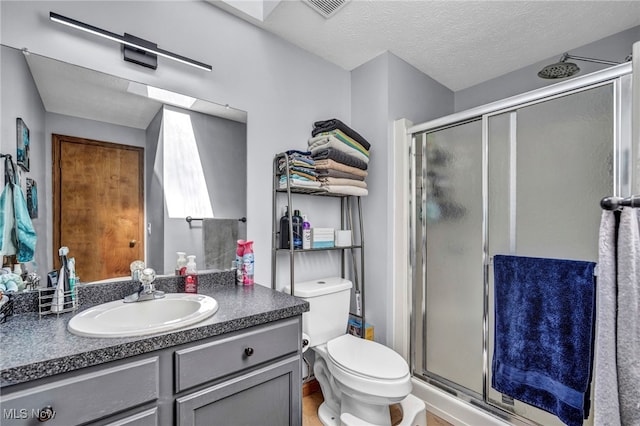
(242, 241, 254, 285)
(235, 240, 246, 284)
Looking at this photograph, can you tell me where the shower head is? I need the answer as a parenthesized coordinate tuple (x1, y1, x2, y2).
(537, 52, 623, 79)
(537, 54, 580, 79)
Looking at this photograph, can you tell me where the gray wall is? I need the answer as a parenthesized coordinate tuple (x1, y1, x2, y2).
(0, 45, 46, 275)
(1, 1, 351, 287)
(160, 105, 247, 275)
(455, 25, 640, 111)
(146, 108, 164, 273)
(351, 52, 453, 344)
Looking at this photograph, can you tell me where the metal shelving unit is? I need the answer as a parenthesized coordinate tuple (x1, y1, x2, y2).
(271, 152, 366, 337)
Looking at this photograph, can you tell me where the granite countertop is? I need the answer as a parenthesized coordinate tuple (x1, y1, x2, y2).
(0, 272, 308, 387)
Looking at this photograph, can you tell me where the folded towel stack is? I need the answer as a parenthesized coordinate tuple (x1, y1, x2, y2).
(278, 150, 321, 190)
(308, 119, 371, 196)
(312, 227, 334, 248)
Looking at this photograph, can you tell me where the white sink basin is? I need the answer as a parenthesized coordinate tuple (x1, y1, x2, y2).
(68, 293, 218, 338)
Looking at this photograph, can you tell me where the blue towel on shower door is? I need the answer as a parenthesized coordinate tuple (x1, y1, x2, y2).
(492, 255, 596, 426)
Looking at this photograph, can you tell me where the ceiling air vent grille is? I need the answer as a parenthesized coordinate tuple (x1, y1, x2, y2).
(303, 0, 350, 18)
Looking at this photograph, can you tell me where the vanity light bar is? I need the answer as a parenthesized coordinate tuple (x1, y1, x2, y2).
(49, 12, 213, 72)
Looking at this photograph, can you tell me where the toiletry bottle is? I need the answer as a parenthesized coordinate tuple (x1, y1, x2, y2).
(175, 252, 187, 275)
(242, 241, 254, 285)
(184, 255, 198, 293)
(279, 206, 290, 249)
(235, 240, 246, 284)
(68, 257, 76, 303)
(292, 210, 303, 249)
(302, 215, 311, 250)
(57, 247, 73, 310)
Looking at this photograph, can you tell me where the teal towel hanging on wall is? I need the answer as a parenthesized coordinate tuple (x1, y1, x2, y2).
(0, 155, 36, 262)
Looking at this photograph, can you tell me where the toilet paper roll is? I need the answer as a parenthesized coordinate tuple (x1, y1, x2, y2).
(302, 333, 311, 353)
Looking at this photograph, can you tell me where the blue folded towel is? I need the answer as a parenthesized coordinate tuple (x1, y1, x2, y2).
(492, 255, 596, 426)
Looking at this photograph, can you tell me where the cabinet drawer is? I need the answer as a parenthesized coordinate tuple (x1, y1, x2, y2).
(1, 357, 159, 426)
(175, 318, 300, 392)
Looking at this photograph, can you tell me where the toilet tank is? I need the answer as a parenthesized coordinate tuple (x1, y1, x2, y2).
(285, 277, 352, 346)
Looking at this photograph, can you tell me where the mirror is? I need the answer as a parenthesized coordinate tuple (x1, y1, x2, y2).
(0, 44, 247, 284)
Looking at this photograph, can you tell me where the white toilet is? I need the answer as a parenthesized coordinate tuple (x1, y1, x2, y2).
(288, 277, 426, 426)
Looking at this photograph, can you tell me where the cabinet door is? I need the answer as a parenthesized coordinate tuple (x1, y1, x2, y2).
(176, 356, 301, 426)
(103, 408, 158, 426)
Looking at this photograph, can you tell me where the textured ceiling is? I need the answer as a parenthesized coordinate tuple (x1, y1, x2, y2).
(216, 0, 640, 91)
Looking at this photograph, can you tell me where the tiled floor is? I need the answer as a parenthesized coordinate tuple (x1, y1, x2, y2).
(302, 389, 452, 426)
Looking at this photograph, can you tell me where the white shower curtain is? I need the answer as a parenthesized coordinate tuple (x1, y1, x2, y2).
(595, 207, 640, 426)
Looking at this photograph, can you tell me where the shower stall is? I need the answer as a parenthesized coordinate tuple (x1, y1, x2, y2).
(405, 62, 635, 425)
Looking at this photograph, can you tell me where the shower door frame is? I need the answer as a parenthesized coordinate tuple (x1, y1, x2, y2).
(403, 62, 634, 425)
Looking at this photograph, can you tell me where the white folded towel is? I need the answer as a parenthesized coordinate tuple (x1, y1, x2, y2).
(322, 185, 368, 196)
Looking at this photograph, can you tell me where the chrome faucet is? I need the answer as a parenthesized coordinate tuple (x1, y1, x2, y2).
(124, 268, 165, 303)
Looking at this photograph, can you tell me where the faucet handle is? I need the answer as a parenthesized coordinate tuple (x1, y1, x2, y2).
(140, 268, 156, 286)
(130, 260, 145, 281)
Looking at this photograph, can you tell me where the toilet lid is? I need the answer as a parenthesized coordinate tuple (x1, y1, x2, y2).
(327, 334, 409, 380)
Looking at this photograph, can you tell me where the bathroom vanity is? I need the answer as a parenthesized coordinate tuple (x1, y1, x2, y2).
(0, 272, 308, 425)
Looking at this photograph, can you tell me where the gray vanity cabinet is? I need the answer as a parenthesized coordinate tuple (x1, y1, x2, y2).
(174, 317, 302, 426)
(1, 316, 302, 426)
(176, 356, 300, 425)
(1, 358, 160, 426)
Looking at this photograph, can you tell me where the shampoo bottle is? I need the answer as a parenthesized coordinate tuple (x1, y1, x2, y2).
(242, 241, 254, 285)
(279, 206, 290, 249)
(292, 210, 303, 249)
(185, 255, 198, 293)
(302, 215, 311, 250)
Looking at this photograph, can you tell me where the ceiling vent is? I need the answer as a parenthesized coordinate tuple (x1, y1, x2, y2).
(303, 0, 350, 18)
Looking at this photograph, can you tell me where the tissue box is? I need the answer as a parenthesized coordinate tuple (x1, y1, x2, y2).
(312, 228, 334, 240)
(348, 315, 374, 340)
(312, 228, 334, 248)
(335, 230, 352, 247)
(312, 241, 335, 248)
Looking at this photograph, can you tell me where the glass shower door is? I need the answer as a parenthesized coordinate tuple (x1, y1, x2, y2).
(413, 119, 484, 397)
(411, 79, 625, 426)
(486, 84, 614, 425)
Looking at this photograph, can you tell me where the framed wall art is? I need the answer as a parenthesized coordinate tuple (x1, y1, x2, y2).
(16, 118, 30, 172)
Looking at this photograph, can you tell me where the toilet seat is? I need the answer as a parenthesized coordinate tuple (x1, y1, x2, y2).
(327, 334, 409, 380)
(323, 334, 412, 400)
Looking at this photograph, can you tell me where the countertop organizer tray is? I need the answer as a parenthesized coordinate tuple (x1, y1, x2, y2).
(38, 287, 79, 318)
